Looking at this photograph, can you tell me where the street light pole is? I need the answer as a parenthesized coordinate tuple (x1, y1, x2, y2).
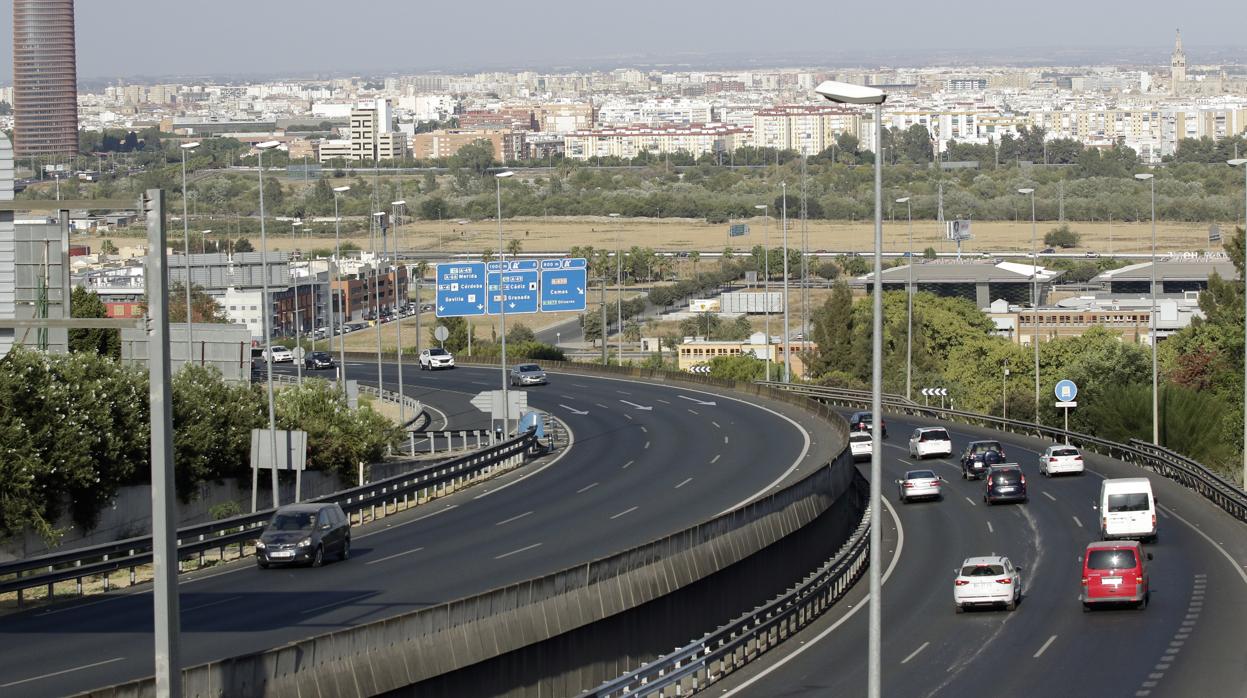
(372, 211, 386, 403)
(782, 183, 791, 382)
(255, 141, 281, 511)
(897, 196, 913, 400)
(1019, 188, 1039, 421)
(755, 203, 770, 379)
(1229, 158, 1247, 488)
(392, 200, 407, 427)
(610, 212, 623, 365)
(496, 171, 514, 436)
(817, 80, 887, 698)
(1136, 173, 1159, 444)
(292, 220, 303, 386)
(332, 186, 350, 395)
(179, 142, 199, 362)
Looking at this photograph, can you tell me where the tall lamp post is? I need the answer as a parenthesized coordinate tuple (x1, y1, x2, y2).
(292, 220, 304, 385)
(332, 185, 350, 394)
(1229, 158, 1247, 488)
(495, 171, 514, 436)
(391, 200, 407, 427)
(781, 182, 791, 382)
(897, 196, 913, 400)
(754, 204, 770, 380)
(817, 80, 887, 698)
(179, 141, 200, 359)
(372, 211, 386, 400)
(1135, 173, 1159, 445)
(1018, 188, 1039, 421)
(609, 212, 623, 365)
(255, 141, 281, 511)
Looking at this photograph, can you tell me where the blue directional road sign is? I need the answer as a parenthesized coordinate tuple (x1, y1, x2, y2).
(540, 258, 588, 312)
(435, 262, 487, 317)
(487, 260, 540, 315)
(1054, 379, 1078, 402)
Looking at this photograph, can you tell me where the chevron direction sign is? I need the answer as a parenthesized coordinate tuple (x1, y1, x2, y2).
(921, 387, 948, 397)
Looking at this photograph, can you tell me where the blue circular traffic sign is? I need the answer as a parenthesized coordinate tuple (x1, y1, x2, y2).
(1054, 379, 1078, 402)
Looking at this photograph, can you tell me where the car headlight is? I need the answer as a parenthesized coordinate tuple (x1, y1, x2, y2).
(255, 540, 266, 549)
(297, 537, 311, 547)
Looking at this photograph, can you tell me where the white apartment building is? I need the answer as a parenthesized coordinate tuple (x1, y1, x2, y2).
(319, 99, 407, 162)
(564, 123, 747, 160)
(752, 105, 862, 155)
(596, 99, 713, 126)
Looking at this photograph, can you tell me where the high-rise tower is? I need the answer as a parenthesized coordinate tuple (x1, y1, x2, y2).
(12, 0, 79, 157)
(1171, 29, 1187, 95)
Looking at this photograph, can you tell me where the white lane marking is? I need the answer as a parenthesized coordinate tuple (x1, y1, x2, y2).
(640, 426, 648, 433)
(610, 506, 639, 520)
(724, 436, 729, 445)
(473, 419, 578, 501)
(1072, 515, 1084, 528)
(710, 454, 721, 464)
(0, 657, 127, 688)
(422, 401, 451, 431)
(675, 477, 693, 489)
(712, 421, 721, 429)
(657, 398, 670, 404)
(1034, 635, 1058, 658)
(900, 641, 929, 664)
(470, 381, 489, 386)
(645, 441, 651, 449)
(571, 383, 590, 388)
(365, 546, 425, 565)
(1043, 492, 1057, 502)
(622, 460, 634, 469)
(576, 482, 599, 494)
(1160, 503, 1247, 587)
(964, 496, 977, 507)
(624, 413, 634, 421)
(1157, 508, 1171, 519)
(495, 510, 533, 526)
(987, 521, 994, 533)
(687, 408, 699, 415)
(356, 504, 460, 539)
(495, 543, 542, 559)
(300, 593, 370, 615)
(595, 403, 608, 409)
(721, 498, 905, 697)
(182, 595, 243, 613)
(560, 394, 577, 400)
(616, 390, 632, 395)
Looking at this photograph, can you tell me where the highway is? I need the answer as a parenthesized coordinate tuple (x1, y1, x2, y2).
(0, 364, 833, 696)
(713, 409, 1247, 698)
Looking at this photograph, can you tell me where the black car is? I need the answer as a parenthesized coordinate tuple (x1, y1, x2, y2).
(960, 440, 1006, 480)
(304, 351, 335, 370)
(984, 464, 1028, 504)
(255, 503, 350, 568)
(848, 411, 887, 439)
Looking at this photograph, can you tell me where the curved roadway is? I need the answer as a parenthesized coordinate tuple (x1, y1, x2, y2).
(714, 408, 1247, 698)
(0, 364, 835, 696)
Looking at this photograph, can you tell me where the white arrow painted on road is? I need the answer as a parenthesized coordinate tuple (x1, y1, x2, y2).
(619, 400, 653, 411)
(559, 404, 589, 415)
(678, 395, 717, 406)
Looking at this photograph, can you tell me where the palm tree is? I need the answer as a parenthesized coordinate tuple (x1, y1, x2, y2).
(689, 250, 701, 281)
(481, 248, 494, 263)
(506, 238, 522, 257)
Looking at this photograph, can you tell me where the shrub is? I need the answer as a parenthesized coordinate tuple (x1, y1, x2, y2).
(1044, 224, 1081, 248)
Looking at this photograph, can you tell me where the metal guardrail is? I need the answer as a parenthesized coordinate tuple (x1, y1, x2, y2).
(589, 508, 869, 698)
(0, 432, 536, 602)
(760, 381, 1247, 524)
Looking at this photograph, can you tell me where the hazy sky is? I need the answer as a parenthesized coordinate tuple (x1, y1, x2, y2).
(1, 0, 1243, 79)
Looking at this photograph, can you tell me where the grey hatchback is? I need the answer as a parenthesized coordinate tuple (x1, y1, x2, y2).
(255, 503, 350, 568)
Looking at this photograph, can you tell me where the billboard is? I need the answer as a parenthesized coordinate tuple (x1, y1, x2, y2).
(946, 219, 973, 241)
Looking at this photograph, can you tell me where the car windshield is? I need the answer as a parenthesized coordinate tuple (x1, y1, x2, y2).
(269, 512, 314, 531)
(519, 365, 540, 372)
(1107, 492, 1150, 512)
(1052, 448, 1079, 457)
(850, 433, 871, 443)
(907, 470, 936, 480)
(961, 564, 1005, 576)
(1087, 550, 1138, 570)
(429, 348, 448, 356)
(920, 430, 949, 442)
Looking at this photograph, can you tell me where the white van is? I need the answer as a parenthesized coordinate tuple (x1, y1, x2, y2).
(1099, 478, 1157, 542)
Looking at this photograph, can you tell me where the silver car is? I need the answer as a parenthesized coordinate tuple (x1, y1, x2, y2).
(510, 363, 548, 386)
(896, 469, 944, 503)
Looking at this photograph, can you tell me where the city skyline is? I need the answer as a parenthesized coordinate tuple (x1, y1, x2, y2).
(0, 0, 1245, 80)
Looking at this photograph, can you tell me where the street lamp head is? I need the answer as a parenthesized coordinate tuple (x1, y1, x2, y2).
(814, 80, 887, 105)
(1017, 188, 1034, 195)
(1229, 159, 1247, 167)
(180, 142, 201, 150)
(608, 212, 620, 218)
(754, 204, 767, 211)
(895, 197, 910, 203)
(391, 200, 406, 206)
(201, 229, 212, 234)
(495, 171, 515, 179)
(1134, 173, 1154, 181)
(292, 221, 303, 227)
(333, 185, 350, 192)
(256, 140, 281, 150)
(372, 211, 386, 218)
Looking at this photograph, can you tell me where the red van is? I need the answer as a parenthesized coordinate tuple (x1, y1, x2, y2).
(1080, 540, 1151, 611)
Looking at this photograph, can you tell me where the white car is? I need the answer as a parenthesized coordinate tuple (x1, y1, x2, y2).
(1040, 445, 1084, 476)
(419, 348, 455, 370)
(264, 345, 293, 363)
(953, 555, 1022, 613)
(849, 431, 872, 462)
(896, 469, 943, 503)
(909, 427, 953, 459)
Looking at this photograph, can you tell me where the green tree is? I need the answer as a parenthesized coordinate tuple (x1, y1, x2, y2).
(69, 286, 120, 358)
(420, 196, 450, 220)
(168, 283, 229, 323)
(234, 238, 255, 253)
(507, 323, 535, 343)
(810, 280, 854, 376)
(431, 316, 471, 352)
(506, 238, 523, 257)
(171, 365, 264, 500)
(274, 379, 402, 482)
(708, 354, 769, 382)
(99, 239, 119, 255)
(1044, 224, 1081, 249)
(448, 140, 496, 177)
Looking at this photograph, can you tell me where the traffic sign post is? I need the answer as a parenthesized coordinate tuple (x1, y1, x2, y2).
(1055, 380, 1078, 443)
(539, 258, 588, 312)
(921, 387, 948, 409)
(487, 260, 540, 315)
(435, 262, 487, 317)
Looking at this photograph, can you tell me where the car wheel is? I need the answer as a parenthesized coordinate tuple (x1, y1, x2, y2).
(1006, 598, 1016, 612)
(1082, 602, 1092, 613)
(340, 537, 351, 561)
(257, 558, 269, 569)
(311, 545, 324, 568)
(955, 603, 964, 614)
(1138, 593, 1149, 610)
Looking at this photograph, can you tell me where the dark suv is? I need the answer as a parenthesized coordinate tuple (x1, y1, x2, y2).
(848, 411, 887, 439)
(960, 440, 1006, 480)
(256, 503, 350, 568)
(984, 464, 1028, 504)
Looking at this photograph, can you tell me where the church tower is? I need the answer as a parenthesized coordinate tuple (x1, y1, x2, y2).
(1171, 29, 1187, 95)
